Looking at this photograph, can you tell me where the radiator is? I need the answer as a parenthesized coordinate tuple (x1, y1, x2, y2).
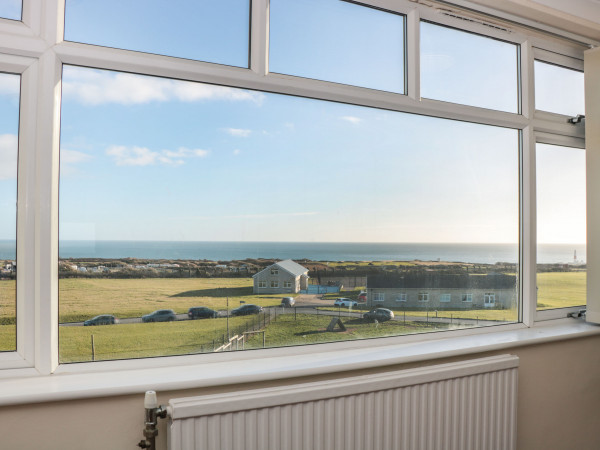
(168, 354, 518, 450)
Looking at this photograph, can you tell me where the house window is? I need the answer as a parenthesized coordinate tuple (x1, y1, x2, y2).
(374, 293, 385, 302)
(0, 72, 20, 353)
(462, 294, 473, 303)
(396, 293, 407, 302)
(484, 293, 496, 306)
(258, 281, 266, 288)
(440, 294, 451, 303)
(418, 292, 429, 302)
(271, 281, 279, 288)
(284, 281, 292, 288)
(271, 269, 279, 275)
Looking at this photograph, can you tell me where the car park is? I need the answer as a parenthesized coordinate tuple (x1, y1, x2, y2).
(363, 308, 394, 322)
(142, 309, 177, 323)
(281, 297, 295, 307)
(231, 304, 263, 316)
(188, 306, 219, 319)
(83, 314, 119, 326)
(334, 298, 358, 308)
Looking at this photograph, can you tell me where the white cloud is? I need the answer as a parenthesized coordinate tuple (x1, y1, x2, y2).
(0, 134, 18, 180)
(106, 145, 209, 166)
(224, 128, 252, 137)
(233, 149, 241, 156)
(341, 116, 362, 124)
(62, 67, 265, 106)
(61, 149, 93, 164)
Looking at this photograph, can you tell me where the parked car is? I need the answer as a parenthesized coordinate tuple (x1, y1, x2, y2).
(142, 309, 177, 323)
(357, 291, 367, 302)
(334, 298, 358, 308)
(231, 304, 263, 316)
(83, 314, 119, 326)
(281, 297, 295, 307)
(188, 306, 219, 319)
(363, 308, 394, 322)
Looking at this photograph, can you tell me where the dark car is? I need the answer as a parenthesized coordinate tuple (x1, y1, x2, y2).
(230, 304, 263, 316)
(142, 309, 177, 323)
(83, 314, 119, 326)
(188, 306, 219, 319)
(363, 308, 394, 322)
(281, 297, 295, 307)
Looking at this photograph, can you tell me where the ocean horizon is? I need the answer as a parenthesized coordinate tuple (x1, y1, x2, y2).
(0, 240, 587, 265)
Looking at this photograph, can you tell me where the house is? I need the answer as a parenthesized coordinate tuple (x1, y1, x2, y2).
(2, 1, 600, 449)
(252, 259, 309, 294)
(367, 273, 517, 309)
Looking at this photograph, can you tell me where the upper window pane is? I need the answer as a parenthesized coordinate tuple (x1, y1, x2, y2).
(269, 0, 405, 93)
(0, 72, 20, 352)
(536, 143, 586, 310)
(59, 66, 518, 363)
(420, 21, 519, 113)
(0, 0, 21, 21)
(64, 0, 250, 68)
(534, 61, 584, 116)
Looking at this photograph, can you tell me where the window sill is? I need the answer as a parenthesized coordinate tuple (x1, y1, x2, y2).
(1, 318, 598, 406)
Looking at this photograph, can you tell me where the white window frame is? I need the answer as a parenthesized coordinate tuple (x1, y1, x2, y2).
(440, 293, 451, 303)
(373, 293, 385, 302)
(283, 281, 292, 288)
(271, 269, 278, 275)
(270, 281, 279, 288)
(484, 293, 496, 306)
(418, 292, 429, 302)
(0, 0, 590, 379)
(395, 293, 407, 302)
(462, 293, 473, 303)
(258, 280, 267, 288)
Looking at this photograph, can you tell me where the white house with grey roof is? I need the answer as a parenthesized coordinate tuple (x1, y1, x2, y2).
(252, 260, 309, 294)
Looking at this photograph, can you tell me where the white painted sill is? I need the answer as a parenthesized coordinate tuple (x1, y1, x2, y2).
(1, 318, 598, 406)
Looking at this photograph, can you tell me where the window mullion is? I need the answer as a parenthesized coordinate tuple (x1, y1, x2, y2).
(250, 0, 269, 76)
(521, 126, 536, 327)
(406, 7, 420, 101)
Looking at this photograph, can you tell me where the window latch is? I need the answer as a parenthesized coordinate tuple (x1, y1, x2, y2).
(567, 114, 585, 124)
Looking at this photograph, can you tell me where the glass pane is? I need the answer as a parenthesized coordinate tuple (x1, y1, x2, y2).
(64, 0, 250, 68)
(421, 21, 519, 113)
(270, 0, 405, 93)
(0, 72, 20, 352)
(534, 61, 584, 116)
(59, 66, 518, 363)
(0, 0, 21, 21)
(536, 143, 586, 310)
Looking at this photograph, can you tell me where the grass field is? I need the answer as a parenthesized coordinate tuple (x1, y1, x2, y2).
(0, 270, 588, 359)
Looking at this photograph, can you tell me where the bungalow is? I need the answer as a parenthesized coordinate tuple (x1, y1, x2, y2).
(252, 259, 309, 294)
(367, 273, 517, 310)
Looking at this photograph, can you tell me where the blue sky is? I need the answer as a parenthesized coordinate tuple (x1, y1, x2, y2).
(0, 1, 586, 245)
(0, 0, 21, 21)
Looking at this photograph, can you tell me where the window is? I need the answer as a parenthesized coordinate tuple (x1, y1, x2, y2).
(64, 0, 250, 68)
(0, 72, 19, 352)
(420, 21, 519, 113)
(0, 1, 21, 20)
(534, 61, 584, 117)
(0, 0, 589, 373)
(396, 293, 407, 302)
(536, 143, 586, 311)
(374, 293, 385, 303)
(270, 0, 405, 93)
(484, 293, 496, 306)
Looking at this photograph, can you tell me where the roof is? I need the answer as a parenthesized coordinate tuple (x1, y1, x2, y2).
(367, 273, 516, 290)
(252, 259, 309, 278)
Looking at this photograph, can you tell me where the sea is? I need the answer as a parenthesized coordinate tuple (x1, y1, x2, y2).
(0, 240, 587, 265)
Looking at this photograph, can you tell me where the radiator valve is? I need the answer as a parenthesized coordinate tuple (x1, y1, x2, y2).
(138, 391, 168, 450)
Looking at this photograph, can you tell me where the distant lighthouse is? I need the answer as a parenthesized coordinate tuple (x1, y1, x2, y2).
(574, 249, 577, 262)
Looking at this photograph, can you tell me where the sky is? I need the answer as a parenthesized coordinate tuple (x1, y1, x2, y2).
(0, 0, 21, 21)
(0, 0, 587, 245)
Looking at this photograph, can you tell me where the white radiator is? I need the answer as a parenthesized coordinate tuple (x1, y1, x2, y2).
(168, 354, 518, 450)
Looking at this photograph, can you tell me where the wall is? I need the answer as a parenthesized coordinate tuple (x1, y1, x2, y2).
(1, 334, 599, 450)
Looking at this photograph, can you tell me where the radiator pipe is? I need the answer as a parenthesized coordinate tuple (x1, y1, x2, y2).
(138, 391, 168, 450)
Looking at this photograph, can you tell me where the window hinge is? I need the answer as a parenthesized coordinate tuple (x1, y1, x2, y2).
(567, 114, 585, 124)
(567, 309, 586, 319)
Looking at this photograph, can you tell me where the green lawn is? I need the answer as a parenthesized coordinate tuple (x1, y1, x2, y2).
(537, 271, 586, 310)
